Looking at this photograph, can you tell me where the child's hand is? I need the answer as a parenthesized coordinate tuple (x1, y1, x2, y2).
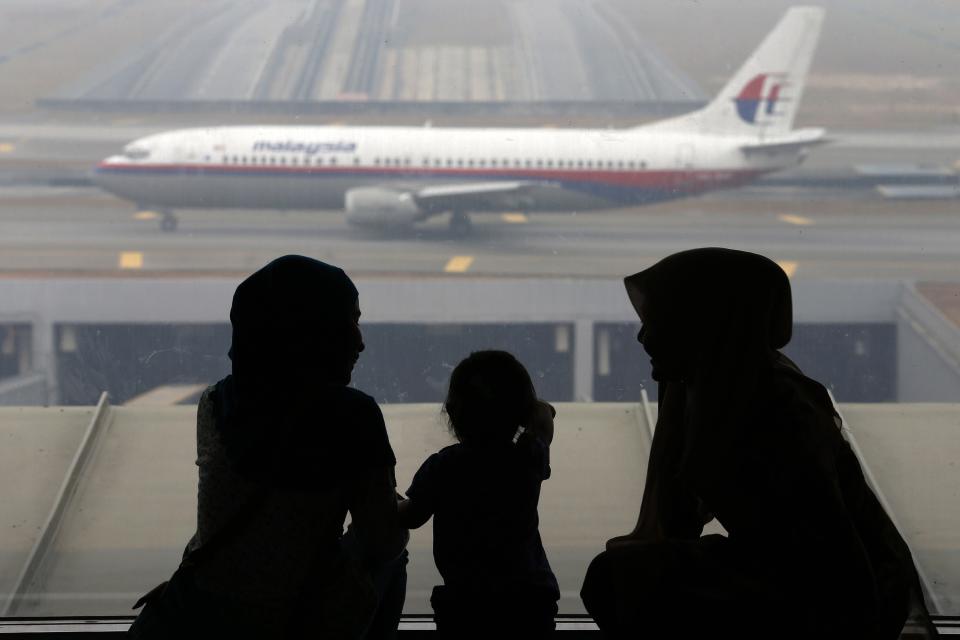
(528, 399, 556, 445)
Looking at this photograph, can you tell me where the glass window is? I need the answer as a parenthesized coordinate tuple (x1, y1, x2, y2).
(3, 3, 957, 630)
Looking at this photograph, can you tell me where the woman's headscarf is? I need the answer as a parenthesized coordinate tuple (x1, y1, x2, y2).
(213, 255, 361, 483)
(624, 247, 792, 373)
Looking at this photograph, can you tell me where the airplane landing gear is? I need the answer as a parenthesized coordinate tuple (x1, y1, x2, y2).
(159, 211, 178, 232)
(449, 211, 472, 237)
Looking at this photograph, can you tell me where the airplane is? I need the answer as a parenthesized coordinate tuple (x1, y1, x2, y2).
(95, 7, 826, 234)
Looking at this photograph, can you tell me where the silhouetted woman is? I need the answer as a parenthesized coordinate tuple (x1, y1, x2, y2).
(130, 255, 407, 639)
(580, 248, 935, 638)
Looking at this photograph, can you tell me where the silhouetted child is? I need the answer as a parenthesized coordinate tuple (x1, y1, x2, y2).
(399, 350, 560, 638)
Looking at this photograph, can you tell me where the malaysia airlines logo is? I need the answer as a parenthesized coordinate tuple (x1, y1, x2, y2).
(734, 73, 790, 124)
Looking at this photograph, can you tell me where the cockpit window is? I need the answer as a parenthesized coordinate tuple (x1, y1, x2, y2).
(122, 146, 150, 160)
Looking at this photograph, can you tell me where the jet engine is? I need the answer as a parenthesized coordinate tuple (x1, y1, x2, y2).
(344, 187, 423, 227)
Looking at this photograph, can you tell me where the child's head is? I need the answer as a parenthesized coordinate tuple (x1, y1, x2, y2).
(444, 350, 537, 446)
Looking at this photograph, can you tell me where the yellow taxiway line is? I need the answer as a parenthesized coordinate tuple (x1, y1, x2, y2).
(777, 261, 799, 278)
(118, 251, 144, 270)
(443, 255, 475, 273)
(779, 214, 814, 226)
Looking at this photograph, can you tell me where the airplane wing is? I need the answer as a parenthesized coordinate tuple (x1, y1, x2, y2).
(739, 128, 828, 155)
(411, 180, 549, 212)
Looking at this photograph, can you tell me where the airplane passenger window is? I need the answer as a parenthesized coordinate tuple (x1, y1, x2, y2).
(3, 2, 958, 631)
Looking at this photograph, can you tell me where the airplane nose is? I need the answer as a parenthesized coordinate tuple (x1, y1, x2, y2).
(92, 155, 126, 191)
(97, 155, 125, 168)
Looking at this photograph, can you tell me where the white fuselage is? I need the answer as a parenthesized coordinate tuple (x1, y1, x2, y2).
(94, 124, 797, 214)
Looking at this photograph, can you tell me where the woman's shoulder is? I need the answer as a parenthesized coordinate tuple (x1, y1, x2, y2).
(766, 358, 845, 454)
(323, 387, 396, 468)
(326, 386, 384, 427)
(336, 386, 379, 409)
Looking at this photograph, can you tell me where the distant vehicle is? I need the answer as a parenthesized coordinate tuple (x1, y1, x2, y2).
(95, 7, 826, 234)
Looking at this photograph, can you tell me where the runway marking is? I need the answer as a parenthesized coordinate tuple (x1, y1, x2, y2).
(501, 212, 529, 224)
(133, 211, 159, 221)
(779, 214, 814, 226)
(777, 261, 799, 278)
(126, 383, 207, 407)
(118, 251, 144, 270)
(0, 142, 14, 153)
(443, 255, 474, 273)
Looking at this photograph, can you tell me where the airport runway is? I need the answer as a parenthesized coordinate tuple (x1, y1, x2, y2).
(1, 186, 959, 281)
(33, 0, 700, 106)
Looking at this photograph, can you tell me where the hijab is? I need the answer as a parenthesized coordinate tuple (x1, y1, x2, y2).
(624, 247, 792, 376)
(213, 255, 364, 485)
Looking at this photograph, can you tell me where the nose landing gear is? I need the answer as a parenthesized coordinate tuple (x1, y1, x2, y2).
(448, 211, 472, 237)
(159, 211, 178, 232)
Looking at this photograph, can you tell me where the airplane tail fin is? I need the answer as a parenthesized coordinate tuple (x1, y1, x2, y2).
(651, 7, 824, 137)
